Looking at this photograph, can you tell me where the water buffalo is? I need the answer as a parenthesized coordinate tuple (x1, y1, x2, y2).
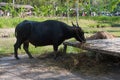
(14, 20, 86, 59)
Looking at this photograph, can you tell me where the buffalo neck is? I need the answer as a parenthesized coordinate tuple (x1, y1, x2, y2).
(64, 27, 76, 40)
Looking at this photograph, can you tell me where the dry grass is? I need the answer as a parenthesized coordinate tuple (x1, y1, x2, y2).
(0, 38, 15, 56)
(37, 52, 120, 75)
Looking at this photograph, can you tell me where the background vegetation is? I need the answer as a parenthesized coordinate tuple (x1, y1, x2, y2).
(0, 0, 120, 17)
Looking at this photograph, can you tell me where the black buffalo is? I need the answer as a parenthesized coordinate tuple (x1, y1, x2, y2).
(14, 20, 86, 59)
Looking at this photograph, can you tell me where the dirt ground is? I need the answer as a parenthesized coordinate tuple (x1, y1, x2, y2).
(0, 28, 14, 38)
(0, 54, 120, 80)
(0, 55, 88, 80)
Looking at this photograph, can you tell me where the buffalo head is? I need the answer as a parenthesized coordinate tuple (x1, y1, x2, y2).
(72, 22, 86, 43)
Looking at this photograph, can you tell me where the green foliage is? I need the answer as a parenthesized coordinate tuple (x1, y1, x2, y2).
(40, 5, 53, 16)
(1, 0, 120, 17)
(0, 17, 22, 28)
(109, 0, 120, 12)
(33, 5, 40, 16)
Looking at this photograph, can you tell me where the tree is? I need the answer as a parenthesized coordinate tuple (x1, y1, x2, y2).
(0, 0, 120, 17)
(109, 0, 120, 12)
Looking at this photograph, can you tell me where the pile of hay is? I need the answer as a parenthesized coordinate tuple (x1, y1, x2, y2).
(87, 31, 116, 40)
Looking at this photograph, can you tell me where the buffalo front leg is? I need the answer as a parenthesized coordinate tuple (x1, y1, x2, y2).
(23, 42, 33, 59)
(53, 45, 58, 59)
(53, 45, 58, 52)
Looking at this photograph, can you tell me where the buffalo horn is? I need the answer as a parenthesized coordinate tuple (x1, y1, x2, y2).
(76, 21, 79, 27)
(72, 22, 76, 27)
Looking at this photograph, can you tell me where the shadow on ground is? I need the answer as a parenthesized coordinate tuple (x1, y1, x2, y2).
(37, 51, 120, 75)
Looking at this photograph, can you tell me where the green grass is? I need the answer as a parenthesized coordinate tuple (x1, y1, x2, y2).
(0, 38, 53, 56)
(0, 38, 82, 57)
(0, 16, 120, 28)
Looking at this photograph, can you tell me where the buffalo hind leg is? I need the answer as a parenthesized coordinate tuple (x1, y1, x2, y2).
(23, 42, 33, 59)
(14, 40, 22, 59)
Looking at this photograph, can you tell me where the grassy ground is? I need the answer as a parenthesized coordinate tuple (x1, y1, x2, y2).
(0, 16, 120, 57)
(0, 38, 81, 57)
(0, 38, 52, 57)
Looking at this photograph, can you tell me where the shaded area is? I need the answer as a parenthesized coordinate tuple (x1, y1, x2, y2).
(38, 52, 120, 75)
(0, 52, 120, 80)
(0, 55, 85, 80)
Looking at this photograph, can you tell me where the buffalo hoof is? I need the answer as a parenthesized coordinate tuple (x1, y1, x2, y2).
(15, 57, 20, 60)
(29, 56, 34, 59)
(54, 56, 57, 60)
